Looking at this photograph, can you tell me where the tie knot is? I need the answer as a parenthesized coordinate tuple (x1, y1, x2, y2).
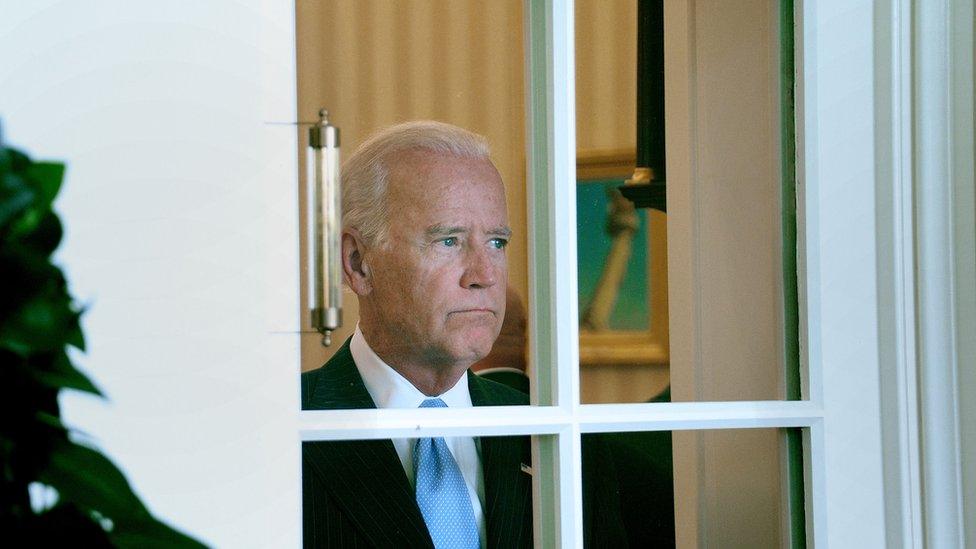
(420, 398, 447, 409)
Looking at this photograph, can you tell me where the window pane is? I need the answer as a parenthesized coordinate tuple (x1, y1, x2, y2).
(296, 0, 531, 407)
(582, 427, 805, 548)
(302, 434, 533, 546)
(576, 0, 798, 403)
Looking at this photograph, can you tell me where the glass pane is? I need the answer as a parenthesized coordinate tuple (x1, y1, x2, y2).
(296, 0, 531, 407)
(582, 427, 805, 548)
(302, 434, 534, 546)
(576, 0, 798, 403)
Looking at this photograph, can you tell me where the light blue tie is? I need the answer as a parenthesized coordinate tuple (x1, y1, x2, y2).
(413, 398, 480, 549)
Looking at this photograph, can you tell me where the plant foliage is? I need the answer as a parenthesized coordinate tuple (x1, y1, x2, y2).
(0, 139, 204, 547)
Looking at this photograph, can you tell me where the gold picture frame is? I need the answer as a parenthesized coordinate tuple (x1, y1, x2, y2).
(576, 149, 669, 367)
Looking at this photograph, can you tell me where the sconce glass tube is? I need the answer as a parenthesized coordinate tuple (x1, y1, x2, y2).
(307, 109, 342, 346)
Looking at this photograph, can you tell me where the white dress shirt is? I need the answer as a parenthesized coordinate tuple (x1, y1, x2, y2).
(350, 327, 486, 547)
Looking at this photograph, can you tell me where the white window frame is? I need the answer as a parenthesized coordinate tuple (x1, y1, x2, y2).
(299, 1, 974, 547)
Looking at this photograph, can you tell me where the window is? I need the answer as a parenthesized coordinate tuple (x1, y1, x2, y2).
(298, 0, 898, 546)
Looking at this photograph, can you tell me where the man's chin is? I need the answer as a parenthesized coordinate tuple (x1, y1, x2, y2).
(446, 340, 496, 368)
(427, 324, 500, 364)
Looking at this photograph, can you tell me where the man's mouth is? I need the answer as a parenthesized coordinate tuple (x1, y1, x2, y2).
(450, 308, 495, 315)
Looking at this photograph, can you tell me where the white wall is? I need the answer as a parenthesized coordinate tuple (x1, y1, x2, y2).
(0, 2, 301, 546)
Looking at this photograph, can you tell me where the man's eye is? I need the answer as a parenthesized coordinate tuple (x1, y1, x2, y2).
(489, 238, 508, 250)
(439, 237, 458, 247)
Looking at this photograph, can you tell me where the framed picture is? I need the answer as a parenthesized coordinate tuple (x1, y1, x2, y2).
(576, 149, 669, 367)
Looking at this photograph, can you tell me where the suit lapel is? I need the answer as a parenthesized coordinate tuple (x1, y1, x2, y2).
(302, 343, 433, 547)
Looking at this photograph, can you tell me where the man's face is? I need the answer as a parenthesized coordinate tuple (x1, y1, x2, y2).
(363, 150, 510, 370)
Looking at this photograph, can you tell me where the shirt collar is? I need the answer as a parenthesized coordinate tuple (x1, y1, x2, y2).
(350, 326, 472, 410)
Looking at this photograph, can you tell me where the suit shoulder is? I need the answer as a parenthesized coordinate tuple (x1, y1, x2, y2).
(301, 364, 334, 409)
(470, 373, 530, 406)
(301, 365, 327, 404)
(301, 339, 375, 410)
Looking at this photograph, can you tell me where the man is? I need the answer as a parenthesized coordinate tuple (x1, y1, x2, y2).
(301, 121, 533, 548)
(302, 121, 629, 548)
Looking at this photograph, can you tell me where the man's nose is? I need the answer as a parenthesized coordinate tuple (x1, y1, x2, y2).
(460, 247, 498, 289)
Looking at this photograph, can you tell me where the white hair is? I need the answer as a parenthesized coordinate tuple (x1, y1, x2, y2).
(341, 120, 491, 247)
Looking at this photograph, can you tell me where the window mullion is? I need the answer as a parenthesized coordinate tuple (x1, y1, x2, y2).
(577, 400, 823, 432)
(296, 399, 823, 441)
(298, 406, 571, 440)
(525, 0, 581, 547)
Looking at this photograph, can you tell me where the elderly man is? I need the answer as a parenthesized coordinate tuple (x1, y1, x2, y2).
(301, 121, 626, 548)
(302, 121, 532, 548)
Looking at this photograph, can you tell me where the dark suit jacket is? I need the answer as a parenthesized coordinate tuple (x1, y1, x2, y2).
(301, 341, 533, 548)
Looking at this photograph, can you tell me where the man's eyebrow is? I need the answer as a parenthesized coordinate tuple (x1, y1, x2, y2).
(425, 224, 468, 237)
(424, 225, 512, 238)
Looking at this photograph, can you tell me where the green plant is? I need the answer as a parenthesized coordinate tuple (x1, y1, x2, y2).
(0, 135, 204, 547)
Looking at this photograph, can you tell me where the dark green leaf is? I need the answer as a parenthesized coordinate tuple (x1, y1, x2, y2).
(28, 352, 102, 396)
(37, 439, 206, 547)
(38, 438, 151, 522)
(0, 146, 31, 173)
(0, 247, 60, 305)
(66, 307, 86, 351)
(33, 410, 70, 432)
(110, 517, 208, 548)
(0, 287, 80, 353)
(0, 182, 33, 232)
(20, 211, 64, 256)
(28, 503, 114, 546)
(8, 203, 44, 242)
(24, 162, 65, 207)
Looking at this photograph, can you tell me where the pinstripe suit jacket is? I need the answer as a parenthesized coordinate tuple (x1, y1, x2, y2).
(302, 341, 533, 548)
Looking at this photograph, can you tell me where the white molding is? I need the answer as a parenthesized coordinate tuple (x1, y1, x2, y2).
(874, 0, 924, 546)
(948, 0, 976, 544)
(913, 1, 971, 546)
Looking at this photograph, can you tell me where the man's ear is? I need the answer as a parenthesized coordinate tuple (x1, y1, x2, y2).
(342, 229, 372, 296)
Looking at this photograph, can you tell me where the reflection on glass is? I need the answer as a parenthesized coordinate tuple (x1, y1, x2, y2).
(583, 428, 803, 548)
(575, 160, 670, 405)
(576, 171, 669, 405)
(578, 180, 650, 331)
(575, 0, 671, 406)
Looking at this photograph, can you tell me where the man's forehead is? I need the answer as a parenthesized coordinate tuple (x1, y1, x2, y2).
(392, 149, 497, 178)
(388, 152, 505, 202)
